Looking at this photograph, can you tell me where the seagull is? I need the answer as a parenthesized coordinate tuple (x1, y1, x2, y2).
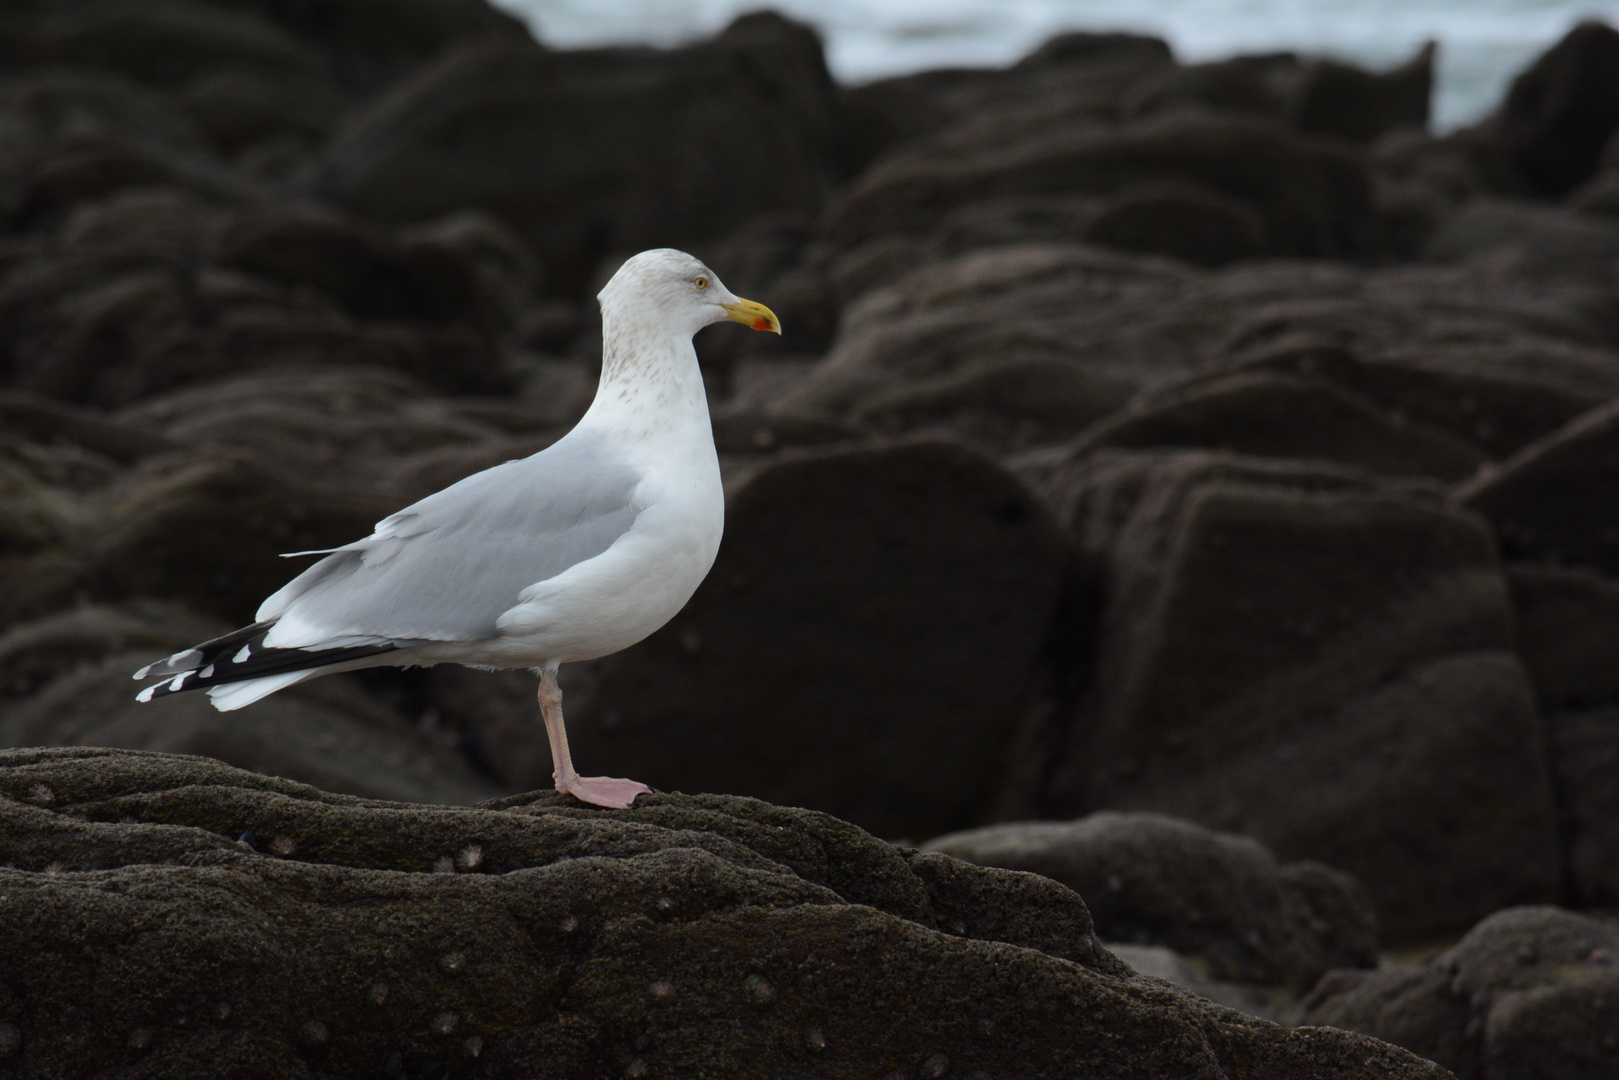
(133, 248, 780, 808)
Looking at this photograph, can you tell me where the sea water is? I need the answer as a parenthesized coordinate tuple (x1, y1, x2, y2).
(489, 0, 1619, 131)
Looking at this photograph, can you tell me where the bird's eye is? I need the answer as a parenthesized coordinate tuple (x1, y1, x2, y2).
(693, 276, 709, 290)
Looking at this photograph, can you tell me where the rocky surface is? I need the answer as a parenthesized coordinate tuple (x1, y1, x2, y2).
(1302, 906, 1619, 1080)
(0, 0, 1612, 1000)
(0, 747, 1452, 1080)
(925, 811, 1378, 990)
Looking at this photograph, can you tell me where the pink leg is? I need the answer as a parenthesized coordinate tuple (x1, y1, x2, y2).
(539, 668, 650, 809)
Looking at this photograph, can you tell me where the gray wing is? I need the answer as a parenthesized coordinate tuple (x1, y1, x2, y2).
(259, 433, 643, 643)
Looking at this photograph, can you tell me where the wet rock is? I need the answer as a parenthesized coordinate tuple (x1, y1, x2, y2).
(1492, 21, 1619, 197)
(0, 605, 497, 805)
(1075, 371, 1484, 481)
(1302, 906, 1619, 1080)
(1025, 447, 1559, 941)
(926, 811, 1377, 989)
(1460, 398, 1619, 576)
(321, 13, 843, 292)
(0, 747, 1450, 1079)
(439, 440, 1071, 841)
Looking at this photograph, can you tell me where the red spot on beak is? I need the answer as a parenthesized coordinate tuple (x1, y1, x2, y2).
(752, 317, 771, 331)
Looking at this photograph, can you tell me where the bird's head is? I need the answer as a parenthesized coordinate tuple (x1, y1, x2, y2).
(598, 249, 781, 340)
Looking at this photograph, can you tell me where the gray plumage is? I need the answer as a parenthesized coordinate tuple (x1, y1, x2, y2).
(264, 432, 642, 644)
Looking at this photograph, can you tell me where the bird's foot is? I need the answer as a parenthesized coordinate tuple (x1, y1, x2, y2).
(556, 775, 651, 809)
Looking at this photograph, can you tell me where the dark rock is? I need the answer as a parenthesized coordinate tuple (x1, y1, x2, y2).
(829, 111, 1378, 261)
(1506, 564, 1619, 707)
(926, 811, 1377, 989)
(1025, 447, 1559, 941)
(1074, 371, 1485, 481)
(178, 69, 343, 157)
(0, 605, 498, 804)
(1207, 337, 1619, 460)
(0, 747, 1451, 1079)
(789, 243, 1619, 454)
(215, 204, 534, 332)
(321, 14, 843, 292)
(0, 448, 393, 625)
(1503, 567, 1619, 909)
(1493, 21, 1619, 197)
(30, 0, 325, 90)
(1424, 198, 1619, 283)
(1544, 705, 1619, 909)
(1085, 182, 1266, 266)
(1302, 906, 1619, 1080)
(838, 33, 1173, 179)
(1122, 59, 1284, 123)
(1460, 398, 1619, 576)
(436, 440, 1072, 841)
(1290, 43, 1433, 144)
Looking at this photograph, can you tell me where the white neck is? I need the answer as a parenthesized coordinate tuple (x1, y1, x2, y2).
(575, 309, 712, 446)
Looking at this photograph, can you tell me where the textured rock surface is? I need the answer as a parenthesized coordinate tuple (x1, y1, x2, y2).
(1302, 906, 1619, 1080)
(925, 811, 1378, 990)
(0, 747, 1453, 1080)
(1021, 448, 1560, 941)
(1461, 399, 1619, 576)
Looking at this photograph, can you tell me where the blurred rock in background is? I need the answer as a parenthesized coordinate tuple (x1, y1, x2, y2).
(2, 2, 1619, 1073)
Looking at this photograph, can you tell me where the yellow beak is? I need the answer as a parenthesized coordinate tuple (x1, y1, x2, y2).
(721, 297, 781, 334)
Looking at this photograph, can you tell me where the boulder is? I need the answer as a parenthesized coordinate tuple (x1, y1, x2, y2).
(1121, 59, 1284, 123)
(1460, 398, 1619, 576)
(925, 811, 1378, 989)
(0, 191, 514, 404)
(0, 448, 394, 625)
(839, 32, 1174, 178)
(0, 747, 1452, 1079)
(433, 440, 1073, 842)
(1545, 706, 1619, 909)
(1302, 906, 1619, 1080)
(1024, 447, 1559, 941)
(1424, 198, 1619, 283)
(828, 111, 1378, 261)
(1506, 563, 1619, 707)
(0, 605, 497, 805)
(30, 0, 325, 90)
(788, 242, 1619, 455)
(1074, 371, 1484, 481)
(1084, 182, 1267, 267)
(1492, 21, 1619, 197)
(1205, 337, 1619, 460)
(320, 14, 843, 292)
(1289, 43, 1434, 144)
(1502, 564, 1619, 909)
(214, 204, 532, 334)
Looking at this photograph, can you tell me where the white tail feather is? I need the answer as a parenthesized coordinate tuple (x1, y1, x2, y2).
(206, 671, 312, 712)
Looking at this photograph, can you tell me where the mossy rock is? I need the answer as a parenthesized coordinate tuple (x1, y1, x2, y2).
(0, 748, 1449, 1078)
